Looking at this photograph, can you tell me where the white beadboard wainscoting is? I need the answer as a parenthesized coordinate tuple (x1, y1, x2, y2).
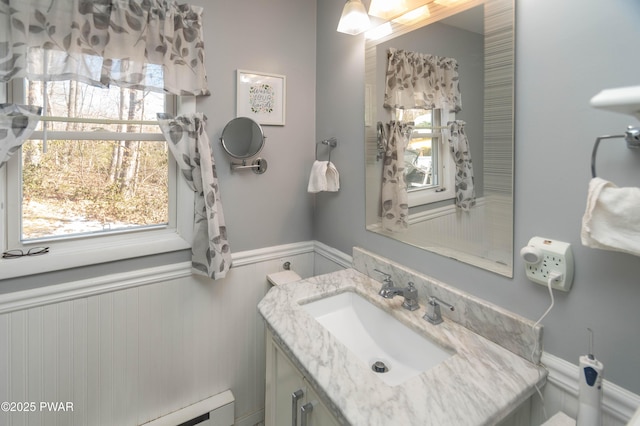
(0, 241, 350, 426)
(1, 240, 637, 426)
(531, 353, 640, 426)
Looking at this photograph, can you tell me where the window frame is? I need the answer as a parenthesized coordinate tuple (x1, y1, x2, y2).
(405, 109, 456, 207)
(0, 80, 194, 280)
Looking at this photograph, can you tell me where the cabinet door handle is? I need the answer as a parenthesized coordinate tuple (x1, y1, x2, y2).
(301, 402, 314, 426)
(291, 389, 304, 426)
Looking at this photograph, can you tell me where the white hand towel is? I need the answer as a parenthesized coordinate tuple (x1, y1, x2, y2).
(308, 160, 328, 193)
(326, 161, 340, 192)
(581, 177, 640, 257)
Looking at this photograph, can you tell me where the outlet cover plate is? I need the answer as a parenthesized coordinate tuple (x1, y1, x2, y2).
(523, 237, 574, 291)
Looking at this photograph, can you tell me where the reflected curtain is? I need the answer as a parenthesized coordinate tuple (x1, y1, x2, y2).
(384, 48, 461, 112)
(0, 103, 42, 168)
(381, 121, 413, 232)
(0, 0, 209, 96)
(447, 120, 475, 210)
(157, 113, 231, 280)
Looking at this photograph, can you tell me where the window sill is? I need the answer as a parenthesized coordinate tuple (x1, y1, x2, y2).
(0, 229, 191, 281)
(407, 186, 455, 207)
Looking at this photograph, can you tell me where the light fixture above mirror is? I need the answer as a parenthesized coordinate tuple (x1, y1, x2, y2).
(339, 0, 475, 37)
(369, 0, 431, 20)
(337, 0, 371, 35)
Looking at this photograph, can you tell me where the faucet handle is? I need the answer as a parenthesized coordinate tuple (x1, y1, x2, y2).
(423, 296, 454, 325)
(430, 296, 454, 312)
(373, 268, 392, 281)
(401, 282, 420, 311)
(405, 282, 417, 296)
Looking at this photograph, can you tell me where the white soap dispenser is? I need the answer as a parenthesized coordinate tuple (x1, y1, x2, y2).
(577, 328, 603, 426)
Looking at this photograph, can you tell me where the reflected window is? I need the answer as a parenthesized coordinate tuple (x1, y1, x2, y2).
(395, 108, 454, 206)
(399, 109, 441, 191)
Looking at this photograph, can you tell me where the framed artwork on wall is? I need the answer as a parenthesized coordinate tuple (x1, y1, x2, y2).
(236, 70, 286, 126)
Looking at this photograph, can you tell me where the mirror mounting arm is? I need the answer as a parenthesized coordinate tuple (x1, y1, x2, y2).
(230, 158, 268, 174)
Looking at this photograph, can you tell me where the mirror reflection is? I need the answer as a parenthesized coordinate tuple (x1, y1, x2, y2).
(365, 0, 514, 276)
(220, 117, 265, 159)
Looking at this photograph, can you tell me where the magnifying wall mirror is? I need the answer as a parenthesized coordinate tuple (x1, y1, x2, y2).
(364, 0, 515, 276)
(220, 117, 268, 174)
(221, 117, 265, 158)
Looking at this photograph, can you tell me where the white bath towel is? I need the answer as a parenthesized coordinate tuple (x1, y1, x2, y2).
(326, 162, 340, 192)
(581, 177, 640, 257)
(308, 160, 328, 193)
(307, 161, 340, 193)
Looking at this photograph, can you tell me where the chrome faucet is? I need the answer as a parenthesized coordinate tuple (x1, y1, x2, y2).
(373, 270, 419, 311)
(380, 282, 420, 311)
(423, 296, 455, 325)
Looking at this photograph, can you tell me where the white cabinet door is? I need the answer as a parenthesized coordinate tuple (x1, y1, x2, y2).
(265, 331, 339, 426)
(266, 333, 304, 426)
(300, 379, 340, 426)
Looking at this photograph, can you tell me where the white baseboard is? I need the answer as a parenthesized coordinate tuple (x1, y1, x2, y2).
(234, 409, 264, 426)
(542, 352, 640, 423)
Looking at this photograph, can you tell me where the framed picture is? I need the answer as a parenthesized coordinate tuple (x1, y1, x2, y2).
(236, 70, 286, 126)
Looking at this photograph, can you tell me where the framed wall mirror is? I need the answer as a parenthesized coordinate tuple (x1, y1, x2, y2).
(364, 0, 515, 276)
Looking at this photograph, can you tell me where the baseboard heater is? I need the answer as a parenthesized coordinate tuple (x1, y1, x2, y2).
(140, 390, 235, 426)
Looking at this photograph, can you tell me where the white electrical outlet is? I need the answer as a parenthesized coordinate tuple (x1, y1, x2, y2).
(520, 237, 574, 291)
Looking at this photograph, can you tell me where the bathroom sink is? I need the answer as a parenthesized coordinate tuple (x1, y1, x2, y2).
(301, 291, 453, 386)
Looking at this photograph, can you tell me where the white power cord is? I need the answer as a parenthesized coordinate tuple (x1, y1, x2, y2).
(531, 272, 563, 421)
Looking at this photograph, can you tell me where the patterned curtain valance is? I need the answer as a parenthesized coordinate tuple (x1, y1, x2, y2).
(384, 48, 461, 113)
(0, 0, 209, 96)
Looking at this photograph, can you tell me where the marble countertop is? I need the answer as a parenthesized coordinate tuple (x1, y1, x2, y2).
(258, 268, 546, 426)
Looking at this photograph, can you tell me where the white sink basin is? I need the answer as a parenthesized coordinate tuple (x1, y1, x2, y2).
(302, 291, 453, 386)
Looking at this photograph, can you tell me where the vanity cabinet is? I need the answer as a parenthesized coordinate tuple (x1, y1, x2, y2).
(265, 330, 339, 426)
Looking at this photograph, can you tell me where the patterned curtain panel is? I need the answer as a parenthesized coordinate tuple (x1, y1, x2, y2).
(384, 48, 461, 113)
(157, 113, 231, 280)
(447, 120, 476, 210)
(0, 103, 42, 168)
(0, 0, 209, 96)
(381, 121, 413, 232)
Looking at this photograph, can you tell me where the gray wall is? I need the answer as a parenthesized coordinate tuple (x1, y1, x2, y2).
(1, 0, 318, 291)
(197, 0, 317, 251)
(316, 0, 640, 395)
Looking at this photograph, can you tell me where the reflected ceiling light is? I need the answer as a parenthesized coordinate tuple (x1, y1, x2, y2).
(392, 5, 430, 25)
(434, 0, 466, 5)
(368, 0, 407, 20)
(337, 0, 371, 35)
(365, 22, 393, 40)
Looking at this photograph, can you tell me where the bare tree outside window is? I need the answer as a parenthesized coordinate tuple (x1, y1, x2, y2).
(21, 80, 169, 241)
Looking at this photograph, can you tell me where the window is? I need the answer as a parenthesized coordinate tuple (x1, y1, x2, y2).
(1, 79, 194, 279)
(18, 79, 170, 241)
(397, 108, 455, 207)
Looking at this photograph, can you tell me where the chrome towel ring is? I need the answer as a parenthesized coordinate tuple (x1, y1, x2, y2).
(316, 137, 337, 162)
(590, 126, 640, 178)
